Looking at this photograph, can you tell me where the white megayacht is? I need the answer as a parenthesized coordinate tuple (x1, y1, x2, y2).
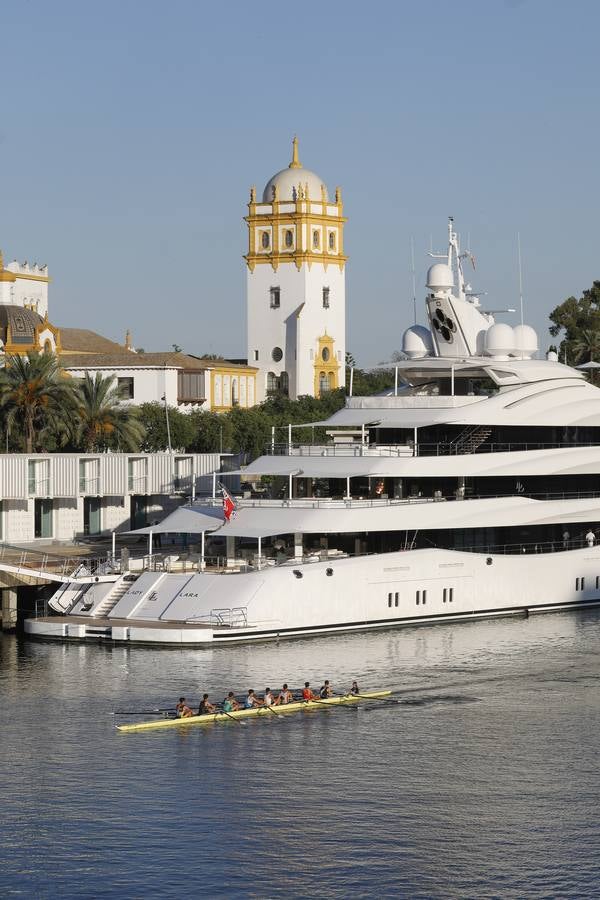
(25, 219, 600, 645)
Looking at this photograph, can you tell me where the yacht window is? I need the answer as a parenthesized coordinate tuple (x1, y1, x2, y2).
(422, 590, 427, 606)
(416, 590, 420, 605)
(449, 588, 454, 603)
(388, 592, 392, 608)
(395, 592, 399, 607)
(581, 577, 585, 591)
(443, 588, 447, 603)
(576, 578, 579, 591)
(596, 576, 599, 590)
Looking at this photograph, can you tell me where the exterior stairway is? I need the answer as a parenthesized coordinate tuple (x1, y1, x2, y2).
(92, 575, 137, 618)
(452, 425, 493, 454)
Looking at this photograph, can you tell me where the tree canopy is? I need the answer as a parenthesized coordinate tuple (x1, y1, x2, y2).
(549, 281, 600, 366)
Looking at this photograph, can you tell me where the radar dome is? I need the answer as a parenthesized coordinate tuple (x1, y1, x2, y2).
(484, 323, 515, 359)
(402, 325, 434, 359)
(426, 263, 454, 291)
(513, 324, 538, 359)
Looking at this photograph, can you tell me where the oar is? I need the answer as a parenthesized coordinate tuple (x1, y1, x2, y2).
(262, 703, 283, 722)
(112, 709, 172, 717)
(216, 706, 246, 726)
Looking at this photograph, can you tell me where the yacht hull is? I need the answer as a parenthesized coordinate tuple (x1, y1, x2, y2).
(24, 545, 600, 645)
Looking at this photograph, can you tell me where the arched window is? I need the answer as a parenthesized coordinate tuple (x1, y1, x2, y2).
(267, 372, 278, 393)
(231, 377, 239, 406)
(312, 230, 320, 249)
(328, 232, 336, 250)
(319, 372, 328, 394)
(279, 371, 289, 396)
(285, 229, 293, 248)
(261, 231, 270, 249)
(322, 347, 330, 362)
(43, 339, 52, 354)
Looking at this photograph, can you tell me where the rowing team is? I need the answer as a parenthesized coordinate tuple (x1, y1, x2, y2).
(175, 680, 361, 718)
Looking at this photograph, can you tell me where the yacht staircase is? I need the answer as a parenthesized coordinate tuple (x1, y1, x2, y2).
(89, 575, 138, 617)
(452, 425, 493, 454)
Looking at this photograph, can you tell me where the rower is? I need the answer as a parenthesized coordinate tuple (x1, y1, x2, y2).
(198, 693, 216, 715)
(302, 682, 319, 701)
(319, 680, 333, 699)
(263, 688, 275, 706)
(350, 680, 360, 695)
(245, 689, 263, 709)
(176, 697, 194, 718)
(274, 683, 294, 705)
(223, 692, 241, 712)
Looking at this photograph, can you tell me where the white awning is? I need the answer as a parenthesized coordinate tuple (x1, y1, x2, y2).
(126, 505, 224, 535)
(128, 496, 600, 539)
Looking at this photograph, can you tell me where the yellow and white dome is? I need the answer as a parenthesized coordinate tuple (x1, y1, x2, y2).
(262, 137, 328, 202)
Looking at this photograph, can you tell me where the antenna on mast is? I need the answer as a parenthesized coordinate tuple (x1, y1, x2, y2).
(410, 236, 417, 325)
(517, 230, 525, 324)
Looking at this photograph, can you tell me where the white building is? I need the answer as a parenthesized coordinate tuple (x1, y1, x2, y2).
(246, 138, 347, 401)
(0, 452, 224, 543)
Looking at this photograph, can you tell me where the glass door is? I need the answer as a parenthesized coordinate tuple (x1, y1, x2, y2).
(84, 497, 101, 535)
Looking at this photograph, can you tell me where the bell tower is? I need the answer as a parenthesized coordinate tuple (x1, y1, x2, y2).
(245, 138, 347, 401)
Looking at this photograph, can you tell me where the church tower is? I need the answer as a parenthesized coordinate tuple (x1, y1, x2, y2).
(245, 138, 347, 401)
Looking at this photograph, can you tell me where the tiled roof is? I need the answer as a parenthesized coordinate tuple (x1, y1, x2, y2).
(59, 328, 127, 354)
(61, 351, 258, 371)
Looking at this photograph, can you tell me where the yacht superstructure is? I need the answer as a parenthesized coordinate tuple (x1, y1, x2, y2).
(25, 221, 600, 644)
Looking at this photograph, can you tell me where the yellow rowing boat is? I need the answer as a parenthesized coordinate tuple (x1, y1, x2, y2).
(116, 691, 392, 732)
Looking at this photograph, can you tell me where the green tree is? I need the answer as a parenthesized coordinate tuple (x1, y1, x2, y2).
(549, 281, 600, 365)
(187, 410, 233, 453)
(137, 402, 197, 452)
(72, 372, 144, 452)
(0, 351, 75, 453)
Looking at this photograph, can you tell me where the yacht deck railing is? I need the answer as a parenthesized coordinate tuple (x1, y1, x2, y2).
(265, 441, 600, 458)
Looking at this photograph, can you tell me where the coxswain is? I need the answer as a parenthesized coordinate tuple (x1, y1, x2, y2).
(263, 687, 275, 706)
(223, 691, 240, 712)
(274, 683, 294, 705)
(245, 689, 264, 709)
(302, 682, 319, 701)
(176, 697, 194, 718)
(198, 693, 216, 715)
(350, 680, 360, 695)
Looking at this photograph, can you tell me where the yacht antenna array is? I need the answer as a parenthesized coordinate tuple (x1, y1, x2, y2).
(410, 235, 417, 325)
(517, 231, 524, 330)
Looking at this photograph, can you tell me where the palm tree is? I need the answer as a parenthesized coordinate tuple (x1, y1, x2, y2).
(0, 351, 75, 452)
(72, 372, 144, 451)
(572, 328, 600, 365)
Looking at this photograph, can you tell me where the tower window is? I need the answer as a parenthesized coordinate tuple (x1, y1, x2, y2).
(253, 350, 259, 361)
(322, 347, 330, 362)
(322, 287, 330, 309)
(319, 372, 328, 394)
(312, 230, 320, 249)
(272, 347, 283, 362)
(261, 231, 270, 249)
(267, 372, 278, 393)
(279, 371, 289, 396)
(284, 229, 293, 248)
(328, 232, 336, 250)
(269, 287, 280, 309)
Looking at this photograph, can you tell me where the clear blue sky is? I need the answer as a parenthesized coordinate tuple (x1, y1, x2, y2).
(1, 0, 598, 366)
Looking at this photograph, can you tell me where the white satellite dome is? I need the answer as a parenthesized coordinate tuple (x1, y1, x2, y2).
(402, 325, 434, 359)
(484, 323, 516, 359)
(426, 263, 454, 291)
(513, 324, 538, 359)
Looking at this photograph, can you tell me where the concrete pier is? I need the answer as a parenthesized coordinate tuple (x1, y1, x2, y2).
(1, 589, 18, 632)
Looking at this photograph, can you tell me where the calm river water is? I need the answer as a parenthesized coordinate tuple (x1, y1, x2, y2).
(2, 610, 600, 898)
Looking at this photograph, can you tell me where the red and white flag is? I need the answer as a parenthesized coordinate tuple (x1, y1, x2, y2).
(220, 483, 236, 523)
